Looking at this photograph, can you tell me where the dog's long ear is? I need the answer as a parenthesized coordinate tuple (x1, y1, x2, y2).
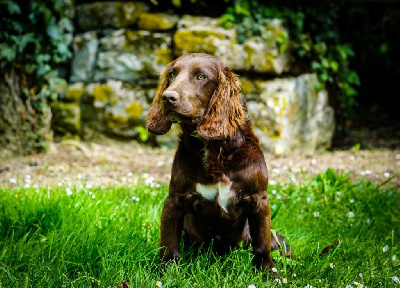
(147, 66, 172, 135)
(197, 67, 245, 140)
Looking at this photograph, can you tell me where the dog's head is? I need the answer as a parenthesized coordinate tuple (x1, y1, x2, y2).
(147, 53, 245, 140)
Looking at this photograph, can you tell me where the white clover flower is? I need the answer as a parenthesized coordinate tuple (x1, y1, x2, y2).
(271, 267, 278, 273)
(345, 285, 353, 288)
(247, 285, 256, 288)
(307, 197, 312, 203)
(275, 279, 281, 284)
(314, 211, 320, 217)
(66, 187, 73, 196)
(347, 211, 355, 218)
(350, 199, 355, 203)
(9, 178, 17, 184)
(269, 180, 278, 185)
(293, 273, 297, 277)
(383, 245, 389, 252)
(24, 183, 30, 189)
(384, 172, 391, 178)
(272, 189, 277, 194)
(359, 273, 363, 278)
(311, 158, 317, 165)
(392, 276, 400, 284)
(392, 255, 397, 261)
(336, 197, 341, 202)
(156, 281, 162, 288)
(145, 177, 155, 186)
(86, 184, 92, 189)
(304, 284, 313, 288)
(329, 263, 334, 268)
(127, 172, 133, 177)
(92, 195, 95, 199)
(366, 219, 371, 224)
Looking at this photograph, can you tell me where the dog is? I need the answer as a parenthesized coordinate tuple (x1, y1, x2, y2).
(147, 53, 288, 271)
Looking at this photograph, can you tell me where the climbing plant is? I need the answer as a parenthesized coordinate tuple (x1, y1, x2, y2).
(0, 0, 73, 156)
(220, 0, 360, 135)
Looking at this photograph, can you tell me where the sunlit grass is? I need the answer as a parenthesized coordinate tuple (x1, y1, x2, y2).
(0, 169, 399, 287)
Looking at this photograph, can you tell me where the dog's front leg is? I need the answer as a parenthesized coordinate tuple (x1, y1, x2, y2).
(248, 191, 275, 271)
(159, 195, 183, 262)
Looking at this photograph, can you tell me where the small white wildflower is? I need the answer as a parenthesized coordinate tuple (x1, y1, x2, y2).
(92, 195, 95, 199)
(392, 276, 400, 284)
(311, 158, 317, 165)
(307, 197, 312, 203)
(24, 183, 30, 188)
(156, 281, 162, 288)
(304, 285, 313, 288)
(359, 273, 363, 278)
(366, 219, 371, 224)
(383, 245, 389, 252)
(353, 281, 364, 288)
(350, 156, 355, 160)
(314, 211, 320, 217)
(347, 211, 355, 218)
(66, 187, 73, 196)
(384, 172, 391, 178)
(127, 172, 133, 177)
(25, 175, 31, 179)
(345, 285, 353, 288)
(122, 176, 127, 182)
(9, 178, 17, 184)
(33, 184, 38, 188)
(58, 182, 62, 187)
(329, 263, 334, 268)
(271, 204, 276, 210)
(272, 189, 277, 194)
(336, 197, 341, 202)
(392, 255, 397, 261)
(86, 184, 92, 189)
(350, 199, 355, 203)
(272, 168, 280, 174)
(142, 173, 149, 179)
(293, 273, 296, 277)
(271, 267, 278, 273)
(247, 285, 256, 288)
(336, 191, 342, 195)
(282, 278, 288, 284)
(24, 177, 31, 183)
(157, 160, 165, 166)
(145, 177, 155, 186)
(269, 180, 278, 185)
(276, 195, 282, 200)
(275, 279, 281, 284)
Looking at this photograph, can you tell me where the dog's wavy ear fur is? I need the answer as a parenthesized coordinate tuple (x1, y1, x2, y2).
(147, 66, 172, 135)
(197, 67, 245, 140)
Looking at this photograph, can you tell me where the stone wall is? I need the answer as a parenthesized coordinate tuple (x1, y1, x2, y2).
(54, 1, 334, 154)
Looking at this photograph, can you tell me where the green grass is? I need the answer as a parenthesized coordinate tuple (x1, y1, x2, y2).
(0, 169, 399, 287)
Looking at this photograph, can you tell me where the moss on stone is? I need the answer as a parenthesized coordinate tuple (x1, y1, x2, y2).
(138, 13, 178, 31)
(126, 102, 142, 120)
(174, 30, 225, 54)
(92, 84, 113, 102)
(66, 86, 85, 102)
(156, 47, 173, 64)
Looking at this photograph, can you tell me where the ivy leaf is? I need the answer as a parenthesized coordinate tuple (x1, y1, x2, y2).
(47, 22, 62, 41)
(0, 45, 17, 65)
(7, 1, 21, 15)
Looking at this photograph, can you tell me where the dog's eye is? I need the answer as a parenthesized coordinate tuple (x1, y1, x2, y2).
(197, 74, 206, 80)
(169, 72, 175, 78)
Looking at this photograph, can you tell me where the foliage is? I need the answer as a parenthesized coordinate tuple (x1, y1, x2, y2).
(0, 171, 398, 286)
(220, 0, 360, 132)
(0, 0, 73, 153)
(0, 0, 73, 97)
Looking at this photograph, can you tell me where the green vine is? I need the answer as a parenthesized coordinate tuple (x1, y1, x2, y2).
(220, 0, 360, 133)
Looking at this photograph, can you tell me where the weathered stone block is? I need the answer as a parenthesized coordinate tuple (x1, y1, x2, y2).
(70, 31, 98, 83)
(243, 74, 335, 154)
(138, 13, 179, 30)
(51, 102, 81, 134)
(94, 30, 173, 81)
(76, 1, 149, 31)
(173, 15, 291, 74)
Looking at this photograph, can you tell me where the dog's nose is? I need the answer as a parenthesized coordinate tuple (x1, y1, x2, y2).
(162, 91, 179, 104)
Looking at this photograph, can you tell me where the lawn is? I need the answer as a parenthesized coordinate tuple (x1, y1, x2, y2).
(0, 169, 399, 287)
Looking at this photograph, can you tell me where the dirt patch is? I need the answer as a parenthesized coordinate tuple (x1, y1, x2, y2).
(0, 139, 399, 189)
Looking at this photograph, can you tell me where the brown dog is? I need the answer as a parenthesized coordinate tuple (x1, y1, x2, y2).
(147, 53, 288, 271)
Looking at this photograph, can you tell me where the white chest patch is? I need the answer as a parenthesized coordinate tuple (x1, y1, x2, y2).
(195, 182, 232, 213)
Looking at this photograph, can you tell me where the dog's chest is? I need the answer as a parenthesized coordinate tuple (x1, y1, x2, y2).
(195, 182, 232, 213)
